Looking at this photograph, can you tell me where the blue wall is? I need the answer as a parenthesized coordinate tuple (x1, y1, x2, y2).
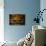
(4, 0, 40, 42)
(40, 0, 46, 44)
(40, 0, 46, 27)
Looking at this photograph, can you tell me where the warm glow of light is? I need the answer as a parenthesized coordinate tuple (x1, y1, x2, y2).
(0, 0, 4, 8)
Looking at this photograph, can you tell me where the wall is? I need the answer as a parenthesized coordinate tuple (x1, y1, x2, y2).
(40, 0, 46, 45)
(4, 0, 40, 42)
(40, 0, 46, 26)
(0, 0, 4, 42)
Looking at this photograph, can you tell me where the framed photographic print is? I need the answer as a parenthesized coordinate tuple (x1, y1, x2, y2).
(9, 14, 25, 25)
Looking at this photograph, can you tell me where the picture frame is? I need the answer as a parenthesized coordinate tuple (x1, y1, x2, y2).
(9, 14, 25, 25)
